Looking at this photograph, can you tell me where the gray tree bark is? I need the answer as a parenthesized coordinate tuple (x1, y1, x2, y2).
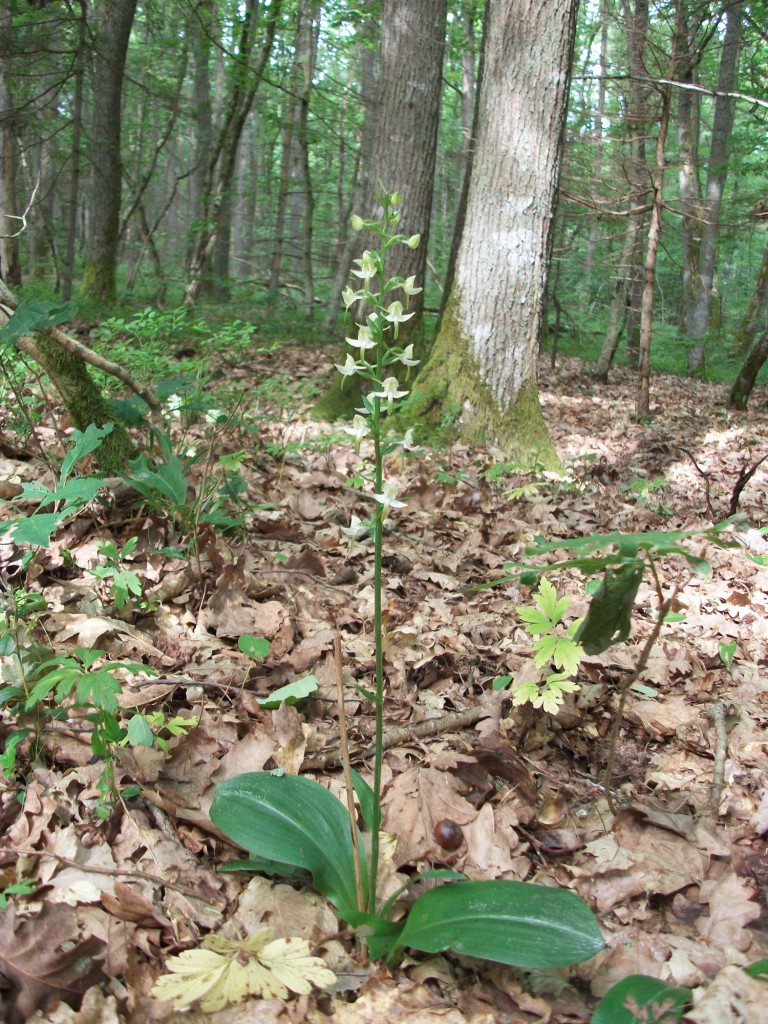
(412, 0, 578, 465)
(82, 0, 138, 302)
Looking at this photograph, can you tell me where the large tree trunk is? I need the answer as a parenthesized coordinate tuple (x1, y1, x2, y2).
(61, 0, 87, 302)
(321, 18, 379, 331)
(636, 1, 683, 417)
(0, 2, 22, 287)
(267, 0, 318, 316)
(582, 0, 609, 293)
(732, 238, 768, 355)
(184, 0, 282, 305)
(684, 0, 742, 342)
(81, 0, 138, 303)
(313, 0, 447, 421)
(729, 322, 768, 410)
(410, 0, 577, 466)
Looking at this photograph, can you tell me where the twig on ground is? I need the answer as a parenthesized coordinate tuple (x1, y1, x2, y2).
(302, 703, 487, 771)
(1, 847, 206, 899)
(707, 701, 729, 808)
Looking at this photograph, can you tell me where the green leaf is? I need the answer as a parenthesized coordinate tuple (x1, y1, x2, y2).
(124, 453, 188, 508)
(338, 909, 405, 961)
(719, 640, 737, 669)
(10, 512, 67, 548)
(0, 299, 77, 349)
(551, 637, 585, 674)
(517, 607, 553, 634)
(590, 975, 690, 1024)
(535, 578, 570, 624)
(210, 772, 364, 912)
(238, 635, 271, 659)
(76, 668, 122, 713)
(350, 768, 375, 831)
(126, 714, 155, 747)
(398, 880, 604, 968)
(60, 423, 112, 483)
(575, 563, 645, 655)
(256, 675, 318, 709)
(532, 633, 558, 666)
(218, 857, 309, 878)
(745, 958, 768, 978)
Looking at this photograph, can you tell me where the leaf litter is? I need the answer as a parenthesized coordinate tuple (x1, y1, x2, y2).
(1, 350, 768, 1023)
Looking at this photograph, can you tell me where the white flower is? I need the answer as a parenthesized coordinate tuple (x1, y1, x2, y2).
(397, 344, 419, 367)
(371, 376, 408, 405)
(341, 514, 368, 540)
(350, 214, 365, 231)
(373, 482, 406, 509)
(401, 428, 418, 451)
(343, 415, 371, 442)
(405, 234, 420, 249)
(384, 301, 414, 325)
(166, 394, 183, 419)
(335, 354, 362, 377)
(345, 325, 376, 351)
(402, 276, 422, 297)
(384, 301, 414, 339)
(350, 251, 377, 281)
(342, 286, 360, 309)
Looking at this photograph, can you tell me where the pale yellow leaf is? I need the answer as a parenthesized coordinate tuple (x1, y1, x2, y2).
(151, 949, 231, 1009)
(258, 937, 337, 994)
(151, 931, 335, 1012)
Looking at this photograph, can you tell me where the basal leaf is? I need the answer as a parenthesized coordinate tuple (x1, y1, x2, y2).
(517, 607, 552, 633)
(398, 880, 604, 968)
(211, 772, 364, 912)
(590, 974, 690, 1024)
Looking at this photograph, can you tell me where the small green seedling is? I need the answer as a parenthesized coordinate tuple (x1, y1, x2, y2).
(92, 537, 143, 610)
(719, 639, 737, 671)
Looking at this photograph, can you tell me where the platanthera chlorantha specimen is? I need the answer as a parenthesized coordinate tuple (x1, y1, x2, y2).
(211, 188, 604, 971)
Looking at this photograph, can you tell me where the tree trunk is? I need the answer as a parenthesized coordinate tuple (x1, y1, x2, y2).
(729, 323, 768, 410)
(61, 0, 87, 302)
(0, 278, 134, 473)
(594, 218, 638, 382)
(676, 2, 704, 330)
(184, 0, 282, 305)
(313, 0, 447, 421)
(636, 81, 674, 418)
(322, 19, 379, 331)
(81, 0, 138, 303)
(410, 0, 577, 466)
(732, 238, 768, 355)
(582, 0, 609, 292)
(0, 2, 22, 287)
(684, 0, 743, 340)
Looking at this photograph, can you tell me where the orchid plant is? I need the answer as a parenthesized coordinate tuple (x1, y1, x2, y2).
(210, 188, 603, 976)
(334, 188, 424, 910)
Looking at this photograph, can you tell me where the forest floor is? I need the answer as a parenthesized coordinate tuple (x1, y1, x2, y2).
(1, 343, 768, 1024)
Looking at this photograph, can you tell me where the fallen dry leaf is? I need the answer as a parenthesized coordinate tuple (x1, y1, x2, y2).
(151, 928, 335, 1011)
